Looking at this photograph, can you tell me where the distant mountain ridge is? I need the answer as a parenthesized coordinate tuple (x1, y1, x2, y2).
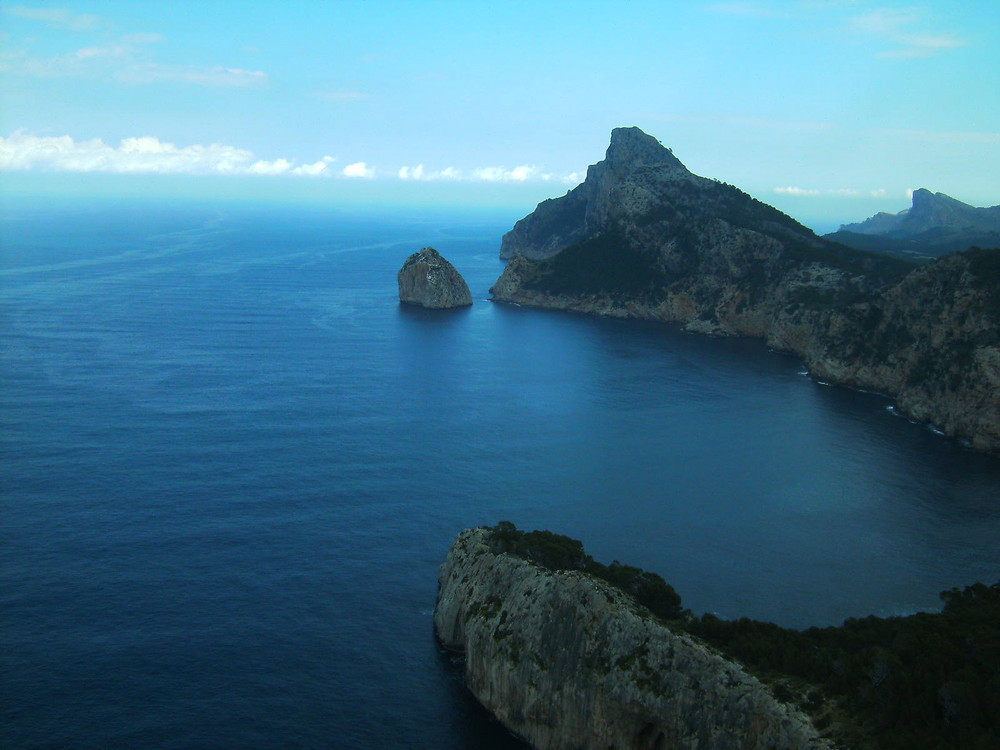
(829, 189, 1000, 260)
(491, 127, 1000, 452)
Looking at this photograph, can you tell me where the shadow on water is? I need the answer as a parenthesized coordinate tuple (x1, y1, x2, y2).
(435, 644, 531, 749)
(395, 301, 474, 322)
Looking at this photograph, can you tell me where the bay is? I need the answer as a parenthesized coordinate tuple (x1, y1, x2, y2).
(2, 199, 998, 748)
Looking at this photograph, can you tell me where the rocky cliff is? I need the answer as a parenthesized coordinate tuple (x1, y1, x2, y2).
(434, 526, 831, 750)
(829, 190, 1000, 260)
(490, 128, 1000, 452)
(398, 246, 473, 308)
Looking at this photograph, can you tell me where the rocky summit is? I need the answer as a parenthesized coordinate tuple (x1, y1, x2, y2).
(397, 247, 472, 309)
(490, 127, 1000, 452)
(434, 526, 831, 750)
(828, 189, 1000, 260)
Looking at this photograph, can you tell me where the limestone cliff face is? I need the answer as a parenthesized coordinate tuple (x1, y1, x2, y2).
(434, 527, 831, 750)
(398, 247, 473, 309)
(500, 128, 704, 261)
(490, 128, 1000, 452)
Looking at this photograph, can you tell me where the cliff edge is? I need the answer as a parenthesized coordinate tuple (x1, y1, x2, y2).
(490, 128, 1000, 452)
(434, 527, 831, 750)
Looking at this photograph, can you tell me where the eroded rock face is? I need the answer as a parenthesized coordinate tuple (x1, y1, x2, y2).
(398, 247, 473, 309)
(499, 127, 695, 261)
(434, 527, 832, 750)
(489, 127, 1000, 452)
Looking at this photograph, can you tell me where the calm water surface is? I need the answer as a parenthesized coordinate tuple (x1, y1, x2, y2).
(2, 200, 998, 748)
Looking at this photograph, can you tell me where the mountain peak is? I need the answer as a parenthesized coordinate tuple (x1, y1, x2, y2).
(835, 189, 1000, 254)
(605, 126, 686, 171)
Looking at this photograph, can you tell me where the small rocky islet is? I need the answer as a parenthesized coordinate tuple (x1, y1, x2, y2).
(397, 246, 472, 309)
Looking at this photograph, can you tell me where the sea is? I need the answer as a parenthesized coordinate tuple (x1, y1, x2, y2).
(2, 198, 998, 749)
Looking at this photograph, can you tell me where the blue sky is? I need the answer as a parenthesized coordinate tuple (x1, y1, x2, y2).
(1, 0, 997, 230)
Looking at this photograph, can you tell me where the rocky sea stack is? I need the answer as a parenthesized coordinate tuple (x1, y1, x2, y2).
(490, 127, 1000, 452)
(434, 526, 831, 750)
(397, 247, 472, 309)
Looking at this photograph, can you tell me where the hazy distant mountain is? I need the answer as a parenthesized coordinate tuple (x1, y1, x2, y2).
(827, 189, 1000, 260)
(491, 128, 1000, 452)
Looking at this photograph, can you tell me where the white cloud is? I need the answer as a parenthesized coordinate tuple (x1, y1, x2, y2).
(119, 64, 268, 87)
(398, 164, 464, 181)
(2, 136, 588, 185)
(247, 158, 293, 175)
(706, 3, 963, 58)
(74, 45, 128, 61)
(775, 186, 895, 198)
(850, 6, 920, 35)
(293, 156, 336, 176)
(3, 5, 101, 31)
(850, 8, 966, 58)
(0, 132, 335, 177)
(397, 163, 580, 184)
(474, 165, 530, 182)
(342, 161, 374, 178)
(774, 186, 821, 196)
(878, 35, 965, 59)
(474, 165, 568, 182)
(6, 33, 266, 87)
(16, 43, 132, 76)
(398, 164, 424, 180)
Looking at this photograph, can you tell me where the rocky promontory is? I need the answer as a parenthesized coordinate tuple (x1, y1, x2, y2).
(436, 524, 1000, 749)
(490, 127, 1000, 451)
(827, 189, 1000, 260)
(398, 247, 472, 309)
(435, 526, 831, 750)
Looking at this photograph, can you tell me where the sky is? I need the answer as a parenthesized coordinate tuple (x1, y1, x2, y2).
(1, 0, 998, 230)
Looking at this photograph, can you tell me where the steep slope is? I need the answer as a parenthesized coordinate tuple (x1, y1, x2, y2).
(491, 128, 1000, 452)
(832, 190, 1000, 260)
(435, 526, 831, 750)
(437, 524, 1000, 750)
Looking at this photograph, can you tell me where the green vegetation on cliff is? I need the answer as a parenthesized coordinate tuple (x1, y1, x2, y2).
(490, 521, 684, 620)
(486, 523, 1000, 750)
(686, 584, 1000, 750)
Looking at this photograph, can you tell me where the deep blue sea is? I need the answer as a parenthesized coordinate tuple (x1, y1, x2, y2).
(2, 199, 999, 749)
